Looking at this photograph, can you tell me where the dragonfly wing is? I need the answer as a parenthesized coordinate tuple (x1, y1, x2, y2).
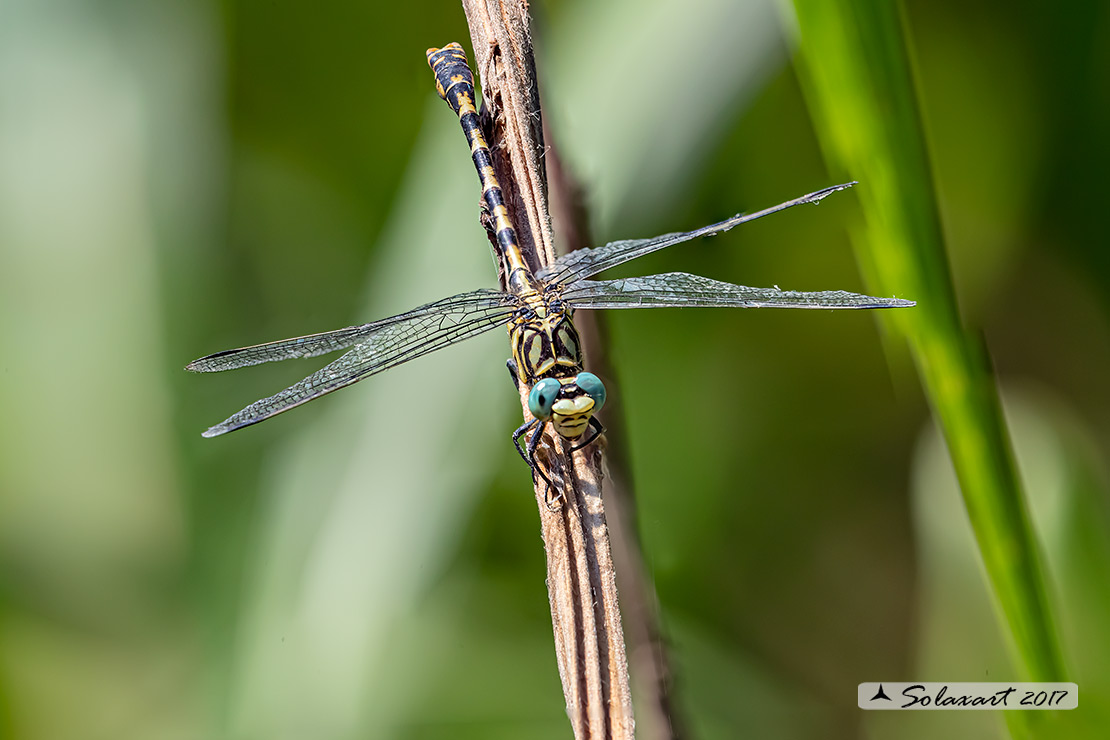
(561, 272, 915, 310)
(538, 183, 855, 285)
(187, 325, 380, 372)
(187, 290, 512, 372)
(198, 290, 516, 437)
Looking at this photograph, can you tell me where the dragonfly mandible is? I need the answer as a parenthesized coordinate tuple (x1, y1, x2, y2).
(188, 42, 915, 488)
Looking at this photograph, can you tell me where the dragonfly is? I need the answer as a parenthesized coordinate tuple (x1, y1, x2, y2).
(188, 42, 914, 489)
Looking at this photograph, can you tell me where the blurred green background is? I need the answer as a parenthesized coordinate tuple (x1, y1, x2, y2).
(1, 0, 1107, 738)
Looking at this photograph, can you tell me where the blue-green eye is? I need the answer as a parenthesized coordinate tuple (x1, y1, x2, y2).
(528, 378, 562, 419)
(575, 372, 606, 412)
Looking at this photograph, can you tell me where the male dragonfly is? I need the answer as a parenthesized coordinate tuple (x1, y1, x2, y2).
(188, 43, 914, 486)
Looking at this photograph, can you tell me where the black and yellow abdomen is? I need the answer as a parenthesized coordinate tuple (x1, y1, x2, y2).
(427, 43, 536, 296)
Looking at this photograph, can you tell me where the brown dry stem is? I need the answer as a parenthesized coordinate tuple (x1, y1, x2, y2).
(457, 1, 635, 738)
(546, 141, 685, 740)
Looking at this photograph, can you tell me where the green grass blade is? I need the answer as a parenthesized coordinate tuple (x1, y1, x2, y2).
(790, 0, 1066, 699)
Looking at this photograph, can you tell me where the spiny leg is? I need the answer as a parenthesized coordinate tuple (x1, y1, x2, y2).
(525, 419, 557, 502)
(512, 417, 538, 464)
(513, 417, 555, 497)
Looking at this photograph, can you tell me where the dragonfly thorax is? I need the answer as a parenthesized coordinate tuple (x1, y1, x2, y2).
(509, 291, 583, 384)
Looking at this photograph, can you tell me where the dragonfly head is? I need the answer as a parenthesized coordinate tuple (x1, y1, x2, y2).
(528, 373, 606, 440)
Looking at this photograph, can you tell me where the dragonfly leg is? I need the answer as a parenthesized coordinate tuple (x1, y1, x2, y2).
(525, 419, 559, 503)
(513, 416, 560, 504)
(569, 416, 605, 453)
(506, 358, 521, 393)
(514, 418, 548, 495)
(512, 417, 539, 464)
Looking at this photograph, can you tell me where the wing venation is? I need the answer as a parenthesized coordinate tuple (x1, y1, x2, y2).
(561, 272, 915, 310)
(198, 290, 516, 436)
(539, 183, 855, 285)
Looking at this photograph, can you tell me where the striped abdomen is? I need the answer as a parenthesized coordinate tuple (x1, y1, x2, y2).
(426, 43, 536, 296)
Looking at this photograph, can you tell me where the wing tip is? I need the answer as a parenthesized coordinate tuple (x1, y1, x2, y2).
(186, 353, 229, 372)
(186, 347, 249, 371)
(861, 296, 915, 308)
(808, 181, 857, 204)
(201, 415, 257, 437)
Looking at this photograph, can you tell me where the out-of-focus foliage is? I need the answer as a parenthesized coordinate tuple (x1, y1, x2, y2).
(0, 0, 1106, 739)
(791, 2, 1069, 738)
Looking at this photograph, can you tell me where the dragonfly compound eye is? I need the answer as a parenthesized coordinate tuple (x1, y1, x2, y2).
(528, 378, 562, 420)
(574, 372, 606, 412)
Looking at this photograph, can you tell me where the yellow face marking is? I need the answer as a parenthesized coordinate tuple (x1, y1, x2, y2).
(552, 394, 594, 439)
(553, 421, 589, 439)
(553, 396, 594, 416)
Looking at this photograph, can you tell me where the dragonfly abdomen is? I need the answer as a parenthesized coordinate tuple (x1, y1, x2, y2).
(427, 43, 536, 296)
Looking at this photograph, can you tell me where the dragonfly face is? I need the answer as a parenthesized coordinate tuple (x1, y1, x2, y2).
(528, 374, 606, 441)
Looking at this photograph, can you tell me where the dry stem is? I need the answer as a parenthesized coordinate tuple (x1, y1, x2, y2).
(546, 140, 685, 740)
(457, 1, 635, 737)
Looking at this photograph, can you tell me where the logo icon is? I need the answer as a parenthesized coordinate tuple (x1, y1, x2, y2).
(870, 684, 892, 702)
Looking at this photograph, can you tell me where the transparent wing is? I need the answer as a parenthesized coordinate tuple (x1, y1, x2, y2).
(537, 183, 855, 286)
(188, 325, 382, 372)
(561, 272, 915, 310)
(195, 290, 516, 437)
